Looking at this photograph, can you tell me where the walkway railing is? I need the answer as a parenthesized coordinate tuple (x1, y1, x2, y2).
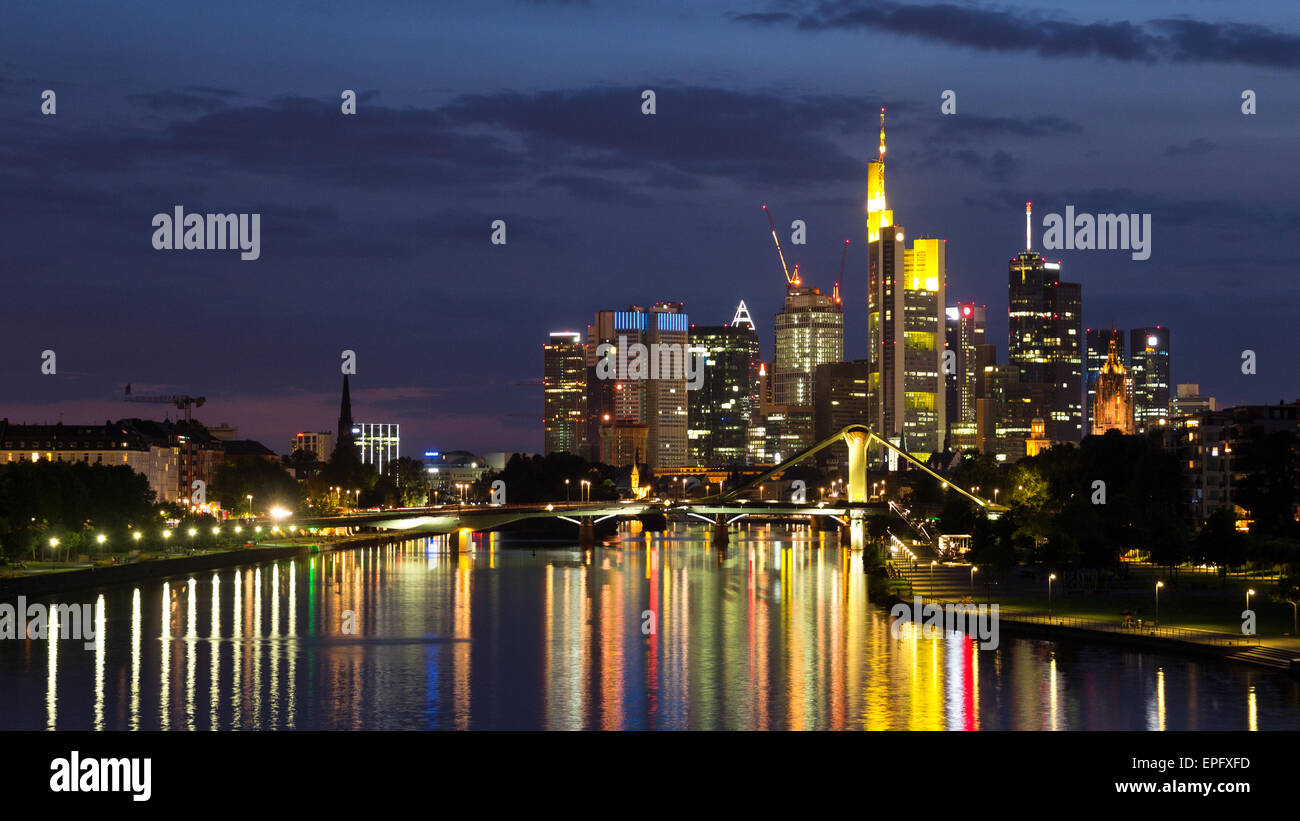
(989, 612, 1260, 647)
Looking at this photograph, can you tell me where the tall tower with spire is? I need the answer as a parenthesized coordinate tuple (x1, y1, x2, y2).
(865, 108, 893, 244)
(865, 106, 946, 458)
(331, 374, 358, 464)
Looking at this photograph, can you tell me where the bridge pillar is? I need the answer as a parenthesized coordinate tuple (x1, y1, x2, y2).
(578, 521, 596, 549)
(711, 521, 729, 548)
(450, 527, 473, 553)
(843, 430, 870, 503)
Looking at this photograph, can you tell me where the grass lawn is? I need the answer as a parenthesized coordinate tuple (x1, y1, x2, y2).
(990, 592, 1296, 637)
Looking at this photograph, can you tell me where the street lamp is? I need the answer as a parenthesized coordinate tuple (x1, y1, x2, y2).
(994, 488, 1000, 503)
(930, 559, 937, 594)
(1246, 588, 1255, 612)
(1155, 580, 1164, 624)
(247, 494, 254, 517)
(565, 478, 571, 504)
(970, 565, 979, 595)
(581, 479, 590, 502)
(1048, 573, 1057, 618)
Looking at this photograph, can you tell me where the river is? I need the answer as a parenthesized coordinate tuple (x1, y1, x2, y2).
(1, 522, 1296, 730)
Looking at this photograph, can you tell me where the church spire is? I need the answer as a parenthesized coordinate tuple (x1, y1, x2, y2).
(337, 374, 354, 447)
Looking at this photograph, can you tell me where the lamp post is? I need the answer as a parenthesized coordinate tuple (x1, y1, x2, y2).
(247, 494, 254, 518)
(1155, 580, 1164, 624)
(970, 565, 978, 595)
(581, 479, 590, 503)
(1246, 588, 1255, 613)
(565, 478, 571, 504)
(930, 559, 937, 595)
(1048, 573, 1057, 618)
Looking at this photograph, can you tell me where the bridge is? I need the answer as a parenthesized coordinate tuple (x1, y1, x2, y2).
(279, 425, 1005, 552)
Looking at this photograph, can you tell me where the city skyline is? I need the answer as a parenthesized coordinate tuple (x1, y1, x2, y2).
(3, 0, 1299, 456)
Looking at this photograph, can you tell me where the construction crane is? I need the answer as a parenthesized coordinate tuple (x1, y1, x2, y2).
(761, 204, 800, 286)
(834, 238, 849, 305)
(124, 384, 207, 507)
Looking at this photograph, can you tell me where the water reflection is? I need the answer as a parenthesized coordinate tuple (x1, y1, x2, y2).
(1, 523, 1298, 731)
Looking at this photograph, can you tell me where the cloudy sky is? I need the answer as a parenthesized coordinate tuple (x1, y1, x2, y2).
(2, 0, 1298, 455)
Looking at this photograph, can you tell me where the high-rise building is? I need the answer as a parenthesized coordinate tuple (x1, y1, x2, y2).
(353, 422, 399, 474)
(814, 359, 870, 468)
(543, 331, 587, 455)
(1008, 202, 1083, 444)
(1130, 326, 1171, 431)
(687, 302, 760, 467)
(291, 431, 334, 462)
(773, 285, 843, 407)
(945, 302, 986, 451)
(864, 111, 946, 457)
(1085, 327, 1126, 433)
(586, 303, 690, 469)
(1091, 337, 1134, 435)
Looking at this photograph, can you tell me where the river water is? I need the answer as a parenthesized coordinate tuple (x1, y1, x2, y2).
(1, 522, 1296, 730)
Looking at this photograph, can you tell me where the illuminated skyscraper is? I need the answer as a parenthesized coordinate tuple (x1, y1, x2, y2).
(688, 303, 760, 468)
(585, 303, 690, 469)
(1008, 202, 1083, 443)
(865, 110, 946, 457)
(772, 285, 843, 407)
(543, 331, 587, 455)
(945, 302, 986, 451)
(1130, 326, 1171, 431)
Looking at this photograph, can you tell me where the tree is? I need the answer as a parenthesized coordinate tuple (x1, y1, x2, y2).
(212, 459, 301, 515)
(386, 457, 430, 506)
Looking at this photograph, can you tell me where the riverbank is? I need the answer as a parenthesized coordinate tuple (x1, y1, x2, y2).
(879, 582, 1300, 676)
(0, 533, 403, 598)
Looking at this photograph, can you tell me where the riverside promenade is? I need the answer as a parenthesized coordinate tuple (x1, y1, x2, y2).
(893, 560, 1300, 674)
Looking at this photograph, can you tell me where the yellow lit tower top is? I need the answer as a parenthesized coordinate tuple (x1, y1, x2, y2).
(866, 107, 893, 242)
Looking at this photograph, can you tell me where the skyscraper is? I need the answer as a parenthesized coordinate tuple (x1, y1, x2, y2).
(945, 302, 986, 451)
(772, 285, 843, 407)
(543, 331, 587, 455)
(1008, 202, 1083, 444)
(687, 302, 760, 467)
(585, 303, 690, 469)
(814, 359, 870, 469)
(865, 111, 946, 457)
(1130, 326, 1171, 431)
(1085, 327, 1126, 434)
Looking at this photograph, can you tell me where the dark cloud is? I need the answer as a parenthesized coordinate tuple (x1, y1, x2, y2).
(736, 2, 1300, 69)
(1152, 19, 1300, 70)
(748, 1, 1157, 61)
